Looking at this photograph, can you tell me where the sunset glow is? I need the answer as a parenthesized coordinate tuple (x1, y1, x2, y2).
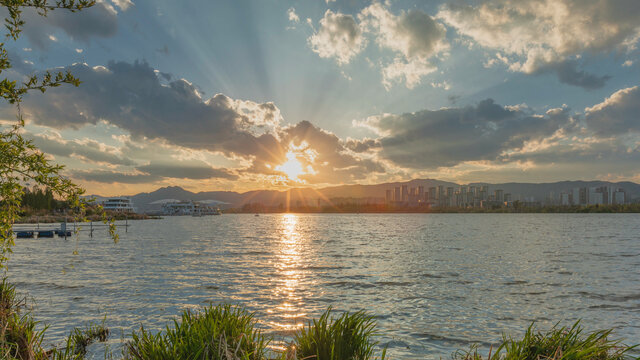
(276, 151, 305, 181)
(5, 0, 639, 196)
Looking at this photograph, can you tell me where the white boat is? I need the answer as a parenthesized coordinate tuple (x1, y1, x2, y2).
(102, 197, 136, 213)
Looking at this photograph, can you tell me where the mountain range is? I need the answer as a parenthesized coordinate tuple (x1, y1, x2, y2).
(91, 179, 640, 213)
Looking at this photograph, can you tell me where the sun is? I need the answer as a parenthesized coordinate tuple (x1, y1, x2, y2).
(276, 151, 305, 180)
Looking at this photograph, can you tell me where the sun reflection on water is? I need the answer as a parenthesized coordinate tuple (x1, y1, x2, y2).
(268, 213, 306, 336)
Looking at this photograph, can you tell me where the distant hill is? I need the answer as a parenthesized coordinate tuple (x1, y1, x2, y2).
(110, 180, 640, 213)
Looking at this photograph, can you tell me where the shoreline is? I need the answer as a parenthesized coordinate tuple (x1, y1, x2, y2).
(15, 213, 161, 224)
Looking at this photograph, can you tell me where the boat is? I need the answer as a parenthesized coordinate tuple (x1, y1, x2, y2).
(37, 230, 55, 238)
(15, 231, 34, 238)
(102, 197, 136, 213)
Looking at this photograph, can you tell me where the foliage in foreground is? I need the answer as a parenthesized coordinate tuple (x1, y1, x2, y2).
(455, 321, 639, 360)
(0, 0, 120, 270)
(0, 278, 109, 360)
(125, 305, 269, 360)
(3, 288, 639, 360)
(290, 307, 386, 360)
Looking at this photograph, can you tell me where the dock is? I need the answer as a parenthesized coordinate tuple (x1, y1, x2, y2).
(12, 218, 130, 239)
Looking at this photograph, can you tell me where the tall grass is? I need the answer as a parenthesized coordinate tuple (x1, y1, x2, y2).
(455, 321, 639, 360)
(2, 275, 639, 360)
(288, 307, 387, 360)
(0, 278, 110, 360)
(125, 304, 269, 360)
(0, 278, 46, 359)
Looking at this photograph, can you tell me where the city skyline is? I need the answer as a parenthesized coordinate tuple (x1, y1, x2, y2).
(1, 0, 639, 196)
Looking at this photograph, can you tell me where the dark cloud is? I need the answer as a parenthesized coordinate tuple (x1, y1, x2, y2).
(546, 60, 610, 90)
(8, 3, 118, 49)
(71, 170, 157, 184)
(20, 60, 285, 165)
(344, 138, 380, 153)
(136, 162, 238, 180)
(30, 133, 136, 166)
(359, 99, 571, 169)
(585, 86, 640, 136)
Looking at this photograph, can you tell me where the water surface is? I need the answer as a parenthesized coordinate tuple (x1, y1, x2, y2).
(9, 214, 640, 358)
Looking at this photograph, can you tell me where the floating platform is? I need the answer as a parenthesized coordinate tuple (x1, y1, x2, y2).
(37, 230, 55, 238)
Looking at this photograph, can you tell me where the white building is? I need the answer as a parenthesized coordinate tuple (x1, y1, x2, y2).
(102, 197, 136, 213)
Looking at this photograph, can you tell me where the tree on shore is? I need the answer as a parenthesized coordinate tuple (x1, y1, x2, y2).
(0, 0, 116, 269)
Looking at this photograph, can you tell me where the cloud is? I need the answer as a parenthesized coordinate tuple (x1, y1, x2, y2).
(360, 3, 447, 62)
(308, 10, 366, 65)
(279, 121, 385, 183)
(550, 60, 611, 90)
(71, 170, 157, 184)
(10, 2, 118, 49)
(356, 99, 571, 168)
(585, 86, 640, 136)
(30, 132, 136, 166)
(136, 161, 238, 180)
(10, 60, 388, 185)
(359, 3, 447, 89)
(19, 61, 284, 165)
(305, 3, 448, 88)
(438, 0, 640, 88)
(111, 0, 134, 11)
(287, 7, 300, 23)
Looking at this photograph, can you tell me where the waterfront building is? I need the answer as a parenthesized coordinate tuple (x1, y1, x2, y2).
(102, 197, 136, 213)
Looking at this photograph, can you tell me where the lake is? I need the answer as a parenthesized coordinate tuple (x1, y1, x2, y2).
(9, 213, 640, 358)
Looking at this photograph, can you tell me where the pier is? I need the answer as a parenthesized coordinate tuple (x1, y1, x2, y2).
(12, 218, 130, 239)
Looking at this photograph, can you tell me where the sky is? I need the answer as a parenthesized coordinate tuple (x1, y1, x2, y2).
(1, 0, 640, 196)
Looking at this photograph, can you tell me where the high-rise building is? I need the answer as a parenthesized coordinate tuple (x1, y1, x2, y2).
(495, 189, 504, 203)
(394, 187, 401, 202)
(588, 187, 603, 205)
(613, 189, 626, 204)
(401, 185, 408, 202)
(385, 190, 393, 203)
(428, 187, 436, 201)
(571, 188, 580, 205)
